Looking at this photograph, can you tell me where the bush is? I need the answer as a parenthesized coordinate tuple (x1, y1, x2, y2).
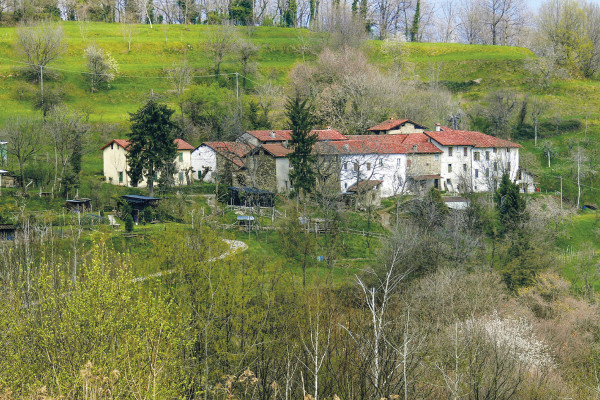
(124, 214, 134, 232)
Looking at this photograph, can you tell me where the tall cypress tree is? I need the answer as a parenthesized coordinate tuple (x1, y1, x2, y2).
(409, 0, 420, 42)
(286, 94, 317, 197)
(127, 99, 177, 197)
(494, 173, 527, 233)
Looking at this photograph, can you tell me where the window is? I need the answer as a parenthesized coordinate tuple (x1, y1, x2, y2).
(507, 162, 511, 171)
(179, 152, 183, 162)
(448, 147, 453, 156)
(446, 178, 451, 184)
(179, 172, 184, 181)
(118, 171, 123, 183)
(435, 154, 439, 160)
(463, 163, 467, 172)
(475, 169, 479, 178)
(485, 151, 490, 161)
(367, 163, 372, 171)
(398, 158, 402, 166)
(344, 182, 348, 189)
(464, 147, 468, 156)
(379, 159, 383, 167)
(198, 171, 202, 179)
(111, 143, 114, 150)
(485, 168, 489, 177)
(494, 162, 498, 171)
(344, 162, 348, 170)
(448, 163, 453, 173)
(493, 148, 497, 153)
(474, 152, 480, 161)
(507, 148, 511, 154)
(353, 162, 359, 171)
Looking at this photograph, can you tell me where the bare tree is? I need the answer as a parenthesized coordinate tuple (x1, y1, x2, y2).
(0, 116, 43, 194)
(237, 39, 259, 88)
(166, 60, 193, 97)
(206, 23, 239, 77)
(14, 21, 66, 80)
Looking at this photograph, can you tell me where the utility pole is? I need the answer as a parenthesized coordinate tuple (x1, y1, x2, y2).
(235, 72, 239, 103)
(560, 175, 563, 210)
(577, 146, 581, 210)
(40, 65, 44, 107)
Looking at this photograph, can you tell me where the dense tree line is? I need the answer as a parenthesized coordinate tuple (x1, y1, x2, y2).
(0, 180, 598, 399)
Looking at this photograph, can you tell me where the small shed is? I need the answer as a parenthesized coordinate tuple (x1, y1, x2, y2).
(65, 198, 92, 213)
(121, 195, 161, 223)
(228, 187, 275, 207)
(0, 224, 16, 240)
(346, 180, 383, 207)
(444, 197, 471, 210)
(237, 215, 255, 231)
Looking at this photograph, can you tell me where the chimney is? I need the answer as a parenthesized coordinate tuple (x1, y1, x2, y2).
(435, 123, 441, 132)
(326, 126, 331, 130)
(270, 130, 276, 138)
(412, 144, 418, 151)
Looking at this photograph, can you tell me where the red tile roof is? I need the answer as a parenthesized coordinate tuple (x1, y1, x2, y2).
(202, 141, 256, 168)
(246, 130, 293, 142)
(367, 119, 428, 132)
(101, 138, 195, 151)
(262, 143, 293, 158)
(100, 139, 131, 150)
(347, 179, 383, 192)
(424, 127, 522, 148)
(175, 138, 195, 150)
(310, 128, 347, 141)
(246, 128, 347, 142)
(317, 134, 441, 155)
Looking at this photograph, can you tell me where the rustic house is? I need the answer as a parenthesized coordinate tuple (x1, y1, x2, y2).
(102, 138, 194, 187)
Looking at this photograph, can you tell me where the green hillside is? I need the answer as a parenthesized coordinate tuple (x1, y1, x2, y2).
(0, 22, 599, 206)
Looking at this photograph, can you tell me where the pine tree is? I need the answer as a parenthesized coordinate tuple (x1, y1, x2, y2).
(127, 98, 177, 197)
(286, 94, 317, 197)
(409, 0, 420, 42)
(494, 173, 526, 233)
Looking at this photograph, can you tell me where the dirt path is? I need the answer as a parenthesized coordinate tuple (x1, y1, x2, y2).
(131, 238, 248, 283)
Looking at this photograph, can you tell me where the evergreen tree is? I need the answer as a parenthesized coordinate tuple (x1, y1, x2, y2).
(284, 0, 297, 27)
(229, 0, 253, 25)
(124, 214, 134, 232)
(409, 0, 420, 42)
(494, 173, 526, 233)
(286, 93, 317, 197)
(127, 99, 177, 197)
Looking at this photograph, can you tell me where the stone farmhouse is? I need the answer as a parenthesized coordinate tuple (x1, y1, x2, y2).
(101, 119, 531, 196)
(102, 138, 194, 187)
(190, 118, 530, 197)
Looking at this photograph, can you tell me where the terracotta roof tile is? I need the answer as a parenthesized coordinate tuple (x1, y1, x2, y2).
(316, 134, 441, 155)
(425, 127, 522, 148)
(101, 138, 195, 151)
(262, 143, 293, 158)
(175, 138, 195, 150)
(347, 179, 383, 192)
(246, 128, 347, 143)
(202, 141, 256, 168)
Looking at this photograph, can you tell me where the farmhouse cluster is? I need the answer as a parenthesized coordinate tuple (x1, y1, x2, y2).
(102, 119, 535, 197)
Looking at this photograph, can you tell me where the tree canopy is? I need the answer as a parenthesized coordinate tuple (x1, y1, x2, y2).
(286, 93, 317, 197)
(127, 99, 177, 197)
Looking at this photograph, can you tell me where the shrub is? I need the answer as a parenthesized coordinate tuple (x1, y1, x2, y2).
(124, 214, 134, 232)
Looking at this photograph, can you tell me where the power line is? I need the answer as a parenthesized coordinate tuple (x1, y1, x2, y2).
(0, 55, 239, 79)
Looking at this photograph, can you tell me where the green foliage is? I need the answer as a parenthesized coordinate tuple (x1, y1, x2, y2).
(124, 213, 134, 231)
(229, 0, 253, 25)
(127, 99, 177, 196)
(181, 83, 235, 139)
(286, 93, 317, 196)
(409, 0, 420, 42)
(494, 174, 527, 233)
